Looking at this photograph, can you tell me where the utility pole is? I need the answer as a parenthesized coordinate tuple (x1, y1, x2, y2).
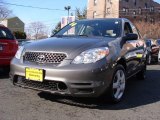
(104, 0, 106, 18)
(64, 6, 71, 24)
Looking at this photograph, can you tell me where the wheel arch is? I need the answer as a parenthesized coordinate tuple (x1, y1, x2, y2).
(116, 57, 127, 71)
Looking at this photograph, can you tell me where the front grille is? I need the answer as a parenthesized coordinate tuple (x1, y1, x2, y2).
(24, 52, 67, 64)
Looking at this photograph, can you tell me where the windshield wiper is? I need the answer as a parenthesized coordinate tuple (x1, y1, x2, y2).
(53, 35, 63, 38)
(53, 34, 89, 38)
(77, 35, 89, 37)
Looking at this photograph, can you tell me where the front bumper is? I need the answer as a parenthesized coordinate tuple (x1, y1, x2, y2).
(10, 58, 114, 97)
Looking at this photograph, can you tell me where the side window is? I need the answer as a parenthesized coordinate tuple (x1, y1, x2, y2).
(0, 28, 14, 40)
(130, 23, 140, 39)
(124, 22, 133, 36)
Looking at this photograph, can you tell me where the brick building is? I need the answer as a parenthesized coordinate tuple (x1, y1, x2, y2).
(87, 0, 160, 23)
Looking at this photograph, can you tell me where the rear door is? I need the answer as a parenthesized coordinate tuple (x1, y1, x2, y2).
(0, 27, 18, 58)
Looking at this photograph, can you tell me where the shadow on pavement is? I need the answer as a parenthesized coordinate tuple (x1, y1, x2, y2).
(38, 69, 160, 110)
(0, 69, 9, 79)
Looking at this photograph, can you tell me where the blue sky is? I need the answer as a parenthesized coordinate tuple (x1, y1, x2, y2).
(3, 0, 87, 31)
(1, 0, 160, 33)
(155, 0, 160, 3)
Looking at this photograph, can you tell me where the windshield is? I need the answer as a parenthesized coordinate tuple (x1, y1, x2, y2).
(0, 27, 14, 40)
(55, 19, 121, 38)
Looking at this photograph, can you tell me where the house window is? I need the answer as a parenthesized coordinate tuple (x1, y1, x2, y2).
(150, 18, 155, 23)
(107, 0, 112, 4)
(150, 6, 154, 12)
(106, 8, 111, 15)
(122, 7, 126, 12)
(133, 11, 136, 15)
(145, 16, 147, 22)
(93, 11, 97, 18)
(145, 3, 148, 9)
(133, 0, 137, 6)
(138, 7, 142, 14)
(122, 7, 127, 15)
(94, 0, 97, 6)
(126, 8, 129, 15)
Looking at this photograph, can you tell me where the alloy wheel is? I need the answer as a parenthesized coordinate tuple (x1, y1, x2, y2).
(112, 69, 126, 100)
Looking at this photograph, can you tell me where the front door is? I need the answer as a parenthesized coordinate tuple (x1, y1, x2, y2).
(122, 22, 145, 78)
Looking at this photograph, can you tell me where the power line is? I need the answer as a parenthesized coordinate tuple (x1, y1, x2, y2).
(1, 1, 159, 23)
(0, 1, 75, 12)
(1, 1, 160, 14)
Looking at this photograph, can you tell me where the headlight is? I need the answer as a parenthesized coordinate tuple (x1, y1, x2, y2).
(15, 46, 24, 59)
(72, 47, 109, 64)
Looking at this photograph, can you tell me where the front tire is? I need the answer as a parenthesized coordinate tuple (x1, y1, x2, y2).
(109, 65, 126, 103)
(136, 64, 146, 80)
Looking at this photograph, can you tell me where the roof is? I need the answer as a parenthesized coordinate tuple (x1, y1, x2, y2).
(153, 0, 160, 7)
(1, 17, 24, 24)
(0, 24, 7, 28)
(77, 18, 130, 22)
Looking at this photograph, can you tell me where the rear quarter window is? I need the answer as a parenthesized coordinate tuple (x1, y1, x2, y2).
(0, 27, 14, 40)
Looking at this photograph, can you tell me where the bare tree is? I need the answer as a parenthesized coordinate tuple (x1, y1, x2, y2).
(134, 21, 160, 39)
(52, 21, 61, 35)
(28, 22, 48, 40)
(75, 7, 87, 20)
(0, 0, 12, 21)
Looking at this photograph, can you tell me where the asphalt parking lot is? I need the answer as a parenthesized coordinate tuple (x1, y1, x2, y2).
(0, 65, 160, 120)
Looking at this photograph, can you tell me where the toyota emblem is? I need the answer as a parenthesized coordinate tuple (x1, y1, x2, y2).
(37, 54, 46, 63)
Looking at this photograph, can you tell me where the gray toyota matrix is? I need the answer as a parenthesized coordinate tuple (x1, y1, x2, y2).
(10, 18, 147, 103)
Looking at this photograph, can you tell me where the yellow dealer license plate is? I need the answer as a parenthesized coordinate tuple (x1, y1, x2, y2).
(137, 53, 143, 58)
(25, 68, 44, 82)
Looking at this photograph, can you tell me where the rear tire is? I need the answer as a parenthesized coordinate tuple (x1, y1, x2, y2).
(2, 66, 10, 75)
(147, 54, 151, 65)
(108, 65, 126, 103)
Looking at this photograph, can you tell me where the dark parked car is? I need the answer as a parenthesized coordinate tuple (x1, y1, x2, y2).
(10, 18, 147, 103)
(145, 39, 160, 64)
(145, 39, 152, 64)
(158, 48, 160, 63)
(151, 44, 159, 62)
(157, 39, 160, 45)
(156, 39, 160, 63)
(151, 39, 160, 63)
(0, 25, 18, 71)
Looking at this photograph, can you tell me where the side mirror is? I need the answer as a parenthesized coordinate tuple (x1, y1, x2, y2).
(123, 33, 138, 41)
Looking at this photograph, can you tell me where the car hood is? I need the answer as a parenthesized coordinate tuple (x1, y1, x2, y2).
(25, 37, 116, 59)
